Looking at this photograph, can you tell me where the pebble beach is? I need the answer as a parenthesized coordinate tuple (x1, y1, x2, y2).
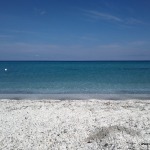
(0, 99, 150, 150)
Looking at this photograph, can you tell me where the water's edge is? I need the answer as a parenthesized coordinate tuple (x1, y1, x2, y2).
(0, 94, 150, 100)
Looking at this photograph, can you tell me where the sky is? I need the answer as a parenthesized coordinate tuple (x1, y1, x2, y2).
(0, 0, 150, 60)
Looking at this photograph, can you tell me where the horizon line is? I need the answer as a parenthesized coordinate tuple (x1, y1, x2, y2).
(0, 60, 150, 62)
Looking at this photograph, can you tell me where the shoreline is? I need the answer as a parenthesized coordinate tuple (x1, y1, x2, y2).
(0, 99, 150, 149)
(1, 93, 150, 100)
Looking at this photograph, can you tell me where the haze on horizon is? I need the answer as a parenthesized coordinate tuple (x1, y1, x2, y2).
(0, 0, 150, 60)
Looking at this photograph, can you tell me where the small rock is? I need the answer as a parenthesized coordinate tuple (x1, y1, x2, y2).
(64, 129, 67, 133)
(87, 140, 92, 143)
(104, 143, 108, 147)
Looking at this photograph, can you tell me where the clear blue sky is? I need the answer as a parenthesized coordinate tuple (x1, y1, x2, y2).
(0, 0, 150, 60)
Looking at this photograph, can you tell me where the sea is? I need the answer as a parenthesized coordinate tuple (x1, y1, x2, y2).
(0, 61, 150, 100)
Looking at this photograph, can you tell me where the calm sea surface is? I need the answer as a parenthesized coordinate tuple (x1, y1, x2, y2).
(0, 61, 150, 99)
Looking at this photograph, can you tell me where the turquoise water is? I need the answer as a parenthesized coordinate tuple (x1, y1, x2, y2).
(0, 61, 150, 99)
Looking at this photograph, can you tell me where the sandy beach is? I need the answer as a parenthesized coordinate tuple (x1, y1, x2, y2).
(0, 99, 150, 150)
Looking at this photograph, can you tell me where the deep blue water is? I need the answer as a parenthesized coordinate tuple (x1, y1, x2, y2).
(0, 61, 150, 99)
